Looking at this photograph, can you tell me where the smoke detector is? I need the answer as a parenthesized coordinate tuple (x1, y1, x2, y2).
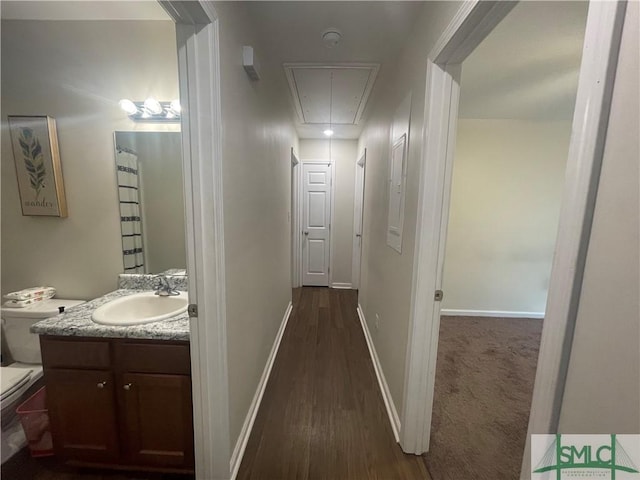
(322, 28, 342, 48)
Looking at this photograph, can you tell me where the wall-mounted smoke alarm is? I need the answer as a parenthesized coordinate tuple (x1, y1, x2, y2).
(322, 28, 342, 48)
(243, 46, 260, 81)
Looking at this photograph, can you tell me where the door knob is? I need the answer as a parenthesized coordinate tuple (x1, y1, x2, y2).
(303, 231, 309, 236)
(123, 383, 132, 391)
(97, 381, 107, 389)
(356, 233, 362, 237)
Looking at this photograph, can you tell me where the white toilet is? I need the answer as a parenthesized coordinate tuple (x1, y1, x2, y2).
(1, 298, 84, 463)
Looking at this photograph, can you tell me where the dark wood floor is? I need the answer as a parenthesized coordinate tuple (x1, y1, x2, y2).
(237, 287, 430, 480)
(2, 287, 428, 480)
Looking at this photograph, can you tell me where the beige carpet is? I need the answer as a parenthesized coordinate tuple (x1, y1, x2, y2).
(424, 315, 542, 480)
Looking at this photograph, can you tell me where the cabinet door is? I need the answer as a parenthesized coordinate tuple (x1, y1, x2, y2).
(120, 373, 194, 468)
(45, 369, 119, 463)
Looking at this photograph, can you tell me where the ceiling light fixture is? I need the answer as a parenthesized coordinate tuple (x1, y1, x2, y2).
(119, 98, 181, 123)
(323, 129, 334, 137)
(322, 28, 342, 48)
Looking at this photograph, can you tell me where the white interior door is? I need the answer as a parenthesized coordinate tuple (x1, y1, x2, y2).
(302, 162, 332, 286)
(352, 150, 366, 289)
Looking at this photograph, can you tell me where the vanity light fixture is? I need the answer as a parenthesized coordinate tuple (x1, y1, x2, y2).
(119, 98, 181, 123)
(169, 99, 181, 114)
(118, 99, 138, 115)
(143, 97, 163, 115)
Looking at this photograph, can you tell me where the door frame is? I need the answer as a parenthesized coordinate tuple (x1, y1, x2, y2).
(295, 159, 335, 287)
(291, 148, 301, 288)
(351, 149, 367, 290)
(161, 1, 230, 479)
(400, 3, 627, 480)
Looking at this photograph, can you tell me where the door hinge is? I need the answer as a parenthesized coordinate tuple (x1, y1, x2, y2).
(188, 304, 198, 317)
(434, 290, 444, 301)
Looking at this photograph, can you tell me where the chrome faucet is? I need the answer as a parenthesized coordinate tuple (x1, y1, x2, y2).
(154, 275, 180, 297)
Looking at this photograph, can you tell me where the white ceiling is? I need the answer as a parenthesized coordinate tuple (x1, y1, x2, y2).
(459, 1, 588, 120)
(245, 1, 425, 139)
(1, 1, 171, 21)
(2, 1, 588, 130)
(285, 64, 379, 126)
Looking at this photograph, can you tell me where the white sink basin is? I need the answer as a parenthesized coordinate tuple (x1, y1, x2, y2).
(92, 291, 188, 326)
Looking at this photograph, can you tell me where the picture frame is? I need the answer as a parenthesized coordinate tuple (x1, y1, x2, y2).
(8, 115, 68, 217)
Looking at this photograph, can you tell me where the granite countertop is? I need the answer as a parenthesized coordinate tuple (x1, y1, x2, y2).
(31, 289, 190, 341)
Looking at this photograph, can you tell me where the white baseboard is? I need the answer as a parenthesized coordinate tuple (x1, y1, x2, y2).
(330, 282, 353, 289)
(356, 304, 401, 442)
(230, 301, 293, 480)
(440, 309, 544, 319)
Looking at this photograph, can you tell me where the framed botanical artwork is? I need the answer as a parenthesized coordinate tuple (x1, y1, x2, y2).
(8, 115, 68, 217)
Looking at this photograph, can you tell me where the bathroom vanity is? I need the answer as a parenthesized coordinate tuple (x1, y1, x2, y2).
(31, 275, 193, 474)
(40, 336, 193, 472)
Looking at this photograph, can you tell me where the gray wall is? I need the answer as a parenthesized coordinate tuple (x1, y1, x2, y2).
(1, 20, 179, 300)
(213, 2, 299, 448)
(442, 119, 571, 315)
(356, 1, 463, 414)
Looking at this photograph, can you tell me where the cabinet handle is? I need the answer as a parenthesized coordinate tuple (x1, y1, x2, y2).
(123, 383, 132, 391)
(97, 381, 107, 389)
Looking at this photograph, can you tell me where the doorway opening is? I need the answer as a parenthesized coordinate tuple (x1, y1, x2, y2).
(291, 149, 301, 288)
(401, 2, 627, 480)
(351, 149, 366, 290)
(425, 8, 588, 479)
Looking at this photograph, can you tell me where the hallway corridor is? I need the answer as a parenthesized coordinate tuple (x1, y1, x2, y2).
(237, 287, 430, 480)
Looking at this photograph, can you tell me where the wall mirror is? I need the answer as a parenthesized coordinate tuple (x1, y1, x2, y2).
(113, 131, 186, 275)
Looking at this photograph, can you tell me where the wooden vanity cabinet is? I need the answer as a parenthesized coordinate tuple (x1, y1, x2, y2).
(40, 336, 194, 473)
(44, 369, 120, 463)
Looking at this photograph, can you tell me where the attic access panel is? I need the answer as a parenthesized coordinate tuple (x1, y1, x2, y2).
(284, 64, 379, 125)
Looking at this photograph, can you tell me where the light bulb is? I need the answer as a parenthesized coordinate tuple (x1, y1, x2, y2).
(144, 97, 163, 115)
(323, 129, 334, 137)
(170, 99, 181, 114)
(119, 99, 138, 115)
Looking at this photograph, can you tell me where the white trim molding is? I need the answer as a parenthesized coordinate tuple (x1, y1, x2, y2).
(441, 309, 544, 320)
(522, 2, 627, 477)
(330, 282, 353, 290)
(291, 148, 301, 288)
(351, 149, 366, 290)
(357, 305, 401, 443)
(230, 302, 293, 480)
(164, 1, 231, 478)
